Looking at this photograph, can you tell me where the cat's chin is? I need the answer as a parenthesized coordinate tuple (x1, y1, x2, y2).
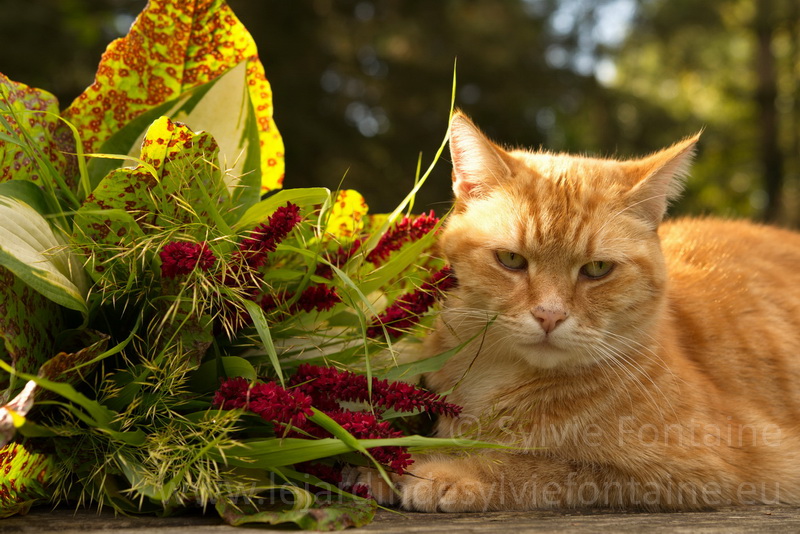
(510, 339, 599, 370)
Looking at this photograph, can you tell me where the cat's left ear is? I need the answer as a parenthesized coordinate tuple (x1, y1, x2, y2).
(449, 112, 511, 202)
(623, 132, 701, 228)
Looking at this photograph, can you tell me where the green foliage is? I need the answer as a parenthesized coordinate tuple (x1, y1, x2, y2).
(0, 0, 473, 528)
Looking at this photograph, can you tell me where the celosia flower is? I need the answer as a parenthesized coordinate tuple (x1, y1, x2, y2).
(366, 211, 439, 265)
(324, 410, 412, 474)
(238, 202, 302, 268)
(349, 484, 373, 499)
(315, 238, 363, 279)
(214, 365, 462, 475)
(257, 285, 341, 314)
(289, 363, 461, 418)
(213, 377, 313, 428)
(296, 462, 343, 486)
(367, 265, 457, 338)
(292, 284, 341, 313)
(160, 241, 216, 278)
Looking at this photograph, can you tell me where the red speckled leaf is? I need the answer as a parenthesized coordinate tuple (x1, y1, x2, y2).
(0, 442, 55, 518)
(37, 330, 109, 398)
(0, 74, 76, 185)
(62, 0, 284, 192)
(0, 266, 64, 396)
(216, 496, 376, 531)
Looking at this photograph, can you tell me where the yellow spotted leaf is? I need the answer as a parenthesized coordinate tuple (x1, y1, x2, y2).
(326, 190, 369, 240)
(62, 0, 284, 193)
(0, 75, 75, 186)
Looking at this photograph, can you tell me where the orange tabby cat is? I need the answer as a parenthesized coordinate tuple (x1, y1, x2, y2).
(355, 112, 800, 512)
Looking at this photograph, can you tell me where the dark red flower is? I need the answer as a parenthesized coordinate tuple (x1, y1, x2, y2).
(349, 484, 373, 499)
(289, 363, 461, 418)
(213, 377, 313, 428)
(160, 241, 216, 278)
(366, 211, 439, 266)
(292, 284, 341, 313)
(296, 462, 343, 486)
(256, 285, 341, 315)
(315, 238, 363, 279)
(325, 410, 412, 474)
(238, 202, 302, 268)
(214, 365, 461, 477)
(367, 266, 457, 338)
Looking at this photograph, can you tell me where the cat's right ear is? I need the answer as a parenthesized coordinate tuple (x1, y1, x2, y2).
(449, 112, 511, 201)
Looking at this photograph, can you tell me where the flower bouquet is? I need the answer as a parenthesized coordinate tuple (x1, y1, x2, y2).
(0, 0, 483, 529)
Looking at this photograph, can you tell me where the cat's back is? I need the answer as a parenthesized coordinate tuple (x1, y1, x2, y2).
(659, 217, 800, 412)
(659, 217, 800, 290)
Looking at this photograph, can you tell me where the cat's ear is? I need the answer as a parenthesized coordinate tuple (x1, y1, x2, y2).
(623, 132, 701, 227)
(449, 112, 511, 201)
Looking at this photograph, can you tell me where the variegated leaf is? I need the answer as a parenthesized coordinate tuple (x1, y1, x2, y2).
(62, 0, 284, 193)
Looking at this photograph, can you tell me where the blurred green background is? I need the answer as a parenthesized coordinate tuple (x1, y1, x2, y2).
(2, 0, 798, 224)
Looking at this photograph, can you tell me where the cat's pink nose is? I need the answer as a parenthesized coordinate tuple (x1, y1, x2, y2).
(533, 306, 568, 334)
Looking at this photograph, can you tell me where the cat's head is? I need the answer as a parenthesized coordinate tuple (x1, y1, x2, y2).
(440, 112, 699, 370)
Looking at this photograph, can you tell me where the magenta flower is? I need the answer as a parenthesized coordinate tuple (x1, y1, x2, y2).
(367, 266, 457, 338)
(239, 202, 302, 268)
(214, 365, 462, 476)
(213, 377, 313, 428)
(289, 363, 461, 418)
(325, 410, 412, 474)
(296, 462, 343, 486)
(292, 284, 341, 313)
(257, 285, 341, 315)
(160, 241, 216, 278)
(315, 238, 364, 279)
(366, 211, 439, 266)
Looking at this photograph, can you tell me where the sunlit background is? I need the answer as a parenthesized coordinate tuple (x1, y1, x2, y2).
(2, 0, 798, 224)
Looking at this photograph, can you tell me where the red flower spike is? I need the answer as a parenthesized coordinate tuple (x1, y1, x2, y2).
(213, 377, 314, 428)
(349, 484, 373, 500)
(367, 266, 458, 338)
(238, 202, 302, 268)
(296, 462, 343, 486)
(160, 241, 216, 278)
(292, 284, 341, 313)
(366, 211, 439, 266)
(315, 238, 363, 279)
(325, 410, 413, 474)
(289, 364, 462, 419)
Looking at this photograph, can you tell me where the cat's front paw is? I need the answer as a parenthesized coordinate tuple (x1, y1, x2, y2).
(397, 460, 492, 512)
(346, 459, 494, 512)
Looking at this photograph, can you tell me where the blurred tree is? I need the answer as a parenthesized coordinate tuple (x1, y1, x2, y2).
(3, 0, 795, 223)
(614, 0, 800, 224)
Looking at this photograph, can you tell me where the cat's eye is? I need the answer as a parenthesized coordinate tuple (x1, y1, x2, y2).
(580, 261, 614, 279)
(496, 251, 528, 271)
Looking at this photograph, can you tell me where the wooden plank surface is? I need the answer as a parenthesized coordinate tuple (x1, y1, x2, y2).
(2, 505, 799, 533)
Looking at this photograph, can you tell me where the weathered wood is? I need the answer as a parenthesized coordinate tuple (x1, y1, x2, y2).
(2, 505, 800, 533)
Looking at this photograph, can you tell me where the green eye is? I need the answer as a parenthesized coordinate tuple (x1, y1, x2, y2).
(496, 251, 527, 270)
(580, 261, 614, 279)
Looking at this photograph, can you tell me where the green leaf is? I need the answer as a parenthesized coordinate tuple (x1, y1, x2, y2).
(380, 322, 493, 381)
(0, 196, 87, 313)
(210, 435, 506, 470)
(0, 180, 54, 217)
(216, 494, 376, 530)
(243, 300, 283, 386)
